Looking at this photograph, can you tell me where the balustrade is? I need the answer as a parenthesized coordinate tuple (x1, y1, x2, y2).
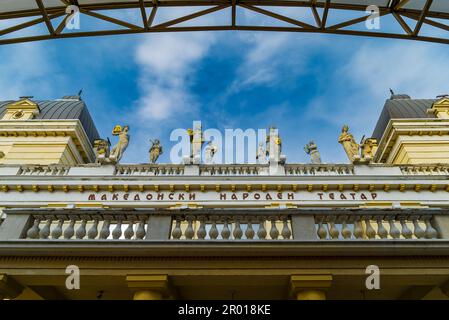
(25, 214, 149, 240)
(199, 165, 262, 176)
(6, 164, 449, 178)
(400, 165, 449, 175)
(0, 210, 445, 242)
(314, 214, 438, 240)
(18, 165, 69, 176)
(115, 165, 184, 176)
(170, 214, 292, 240)
(285, 165, 354, 176)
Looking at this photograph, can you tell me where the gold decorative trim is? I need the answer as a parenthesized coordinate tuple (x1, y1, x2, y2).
(1, 183, 448, 194)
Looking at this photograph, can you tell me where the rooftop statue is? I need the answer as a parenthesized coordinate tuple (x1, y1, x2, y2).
(266, 126, 286, 165)
(338, 125, 360, 163)
(204, 141, 218, 164)
(93, 138, 111, 164)
(304, 141, 322, 164)
(109, 125, 130, 163)
(186, 122, 204, 164)
(266, 127, 281, 156)
(360, 137, 378, 161)
(256, 142, 267, 164)
(149, 139, 163, 164)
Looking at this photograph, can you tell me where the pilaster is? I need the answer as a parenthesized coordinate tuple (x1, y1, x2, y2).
(290, 275, 333, 300)
(127, 274, 173, 300)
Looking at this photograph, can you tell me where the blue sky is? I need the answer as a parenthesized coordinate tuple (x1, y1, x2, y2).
(1, 6, 449, 164)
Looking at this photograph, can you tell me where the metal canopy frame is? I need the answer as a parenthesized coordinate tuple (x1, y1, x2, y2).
(0, 0, 448, 45)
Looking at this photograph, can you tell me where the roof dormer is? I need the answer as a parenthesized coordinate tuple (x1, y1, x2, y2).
(428, 96, 449, 119)
(2, 97, 40, 120)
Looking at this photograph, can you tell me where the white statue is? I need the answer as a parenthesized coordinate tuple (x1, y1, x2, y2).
(204, 141, 218, 164)
(304, 141, 322, 164)
(93, 138, 111, 164)
(265, 127, 285, 163)
(149, 139, 163, 164)
(338, 124, 360, 163)
(256, 142, 267, 164)
(109, 125, 130, 163)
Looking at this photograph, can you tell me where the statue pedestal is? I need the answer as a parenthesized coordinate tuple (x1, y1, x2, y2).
(269, 158, 286, 175)
(184, 165, 199, 175)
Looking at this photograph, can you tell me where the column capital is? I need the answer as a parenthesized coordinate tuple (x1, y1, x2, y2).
(290, 274, 333, 300)
(126, 274, 173, 299)
(0, 274, 24, 299)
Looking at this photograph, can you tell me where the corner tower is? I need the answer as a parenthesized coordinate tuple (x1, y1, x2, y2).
(0, 95, 99, 165)
(372, 94, 449, 164)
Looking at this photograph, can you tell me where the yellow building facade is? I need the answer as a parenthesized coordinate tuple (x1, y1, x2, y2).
(1, 94, 449, 300)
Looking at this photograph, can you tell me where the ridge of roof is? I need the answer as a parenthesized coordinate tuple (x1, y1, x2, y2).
(372, 98, 438, 141)
(0, 99, 100, 144)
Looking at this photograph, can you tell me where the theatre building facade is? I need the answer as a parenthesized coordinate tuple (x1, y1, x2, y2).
(2, 94, 449, 300)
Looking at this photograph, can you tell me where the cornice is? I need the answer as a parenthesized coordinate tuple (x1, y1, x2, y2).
(0, 120, 95, 163)
(375, 118, 449, 163)
(1, 240, 449, 257)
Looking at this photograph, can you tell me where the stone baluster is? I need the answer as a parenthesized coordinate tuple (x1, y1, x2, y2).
(257, 218, 267, 240)
(387, 216, 400, 239)
(341, 216, 352, 239)
(63, 216, 76, 239)
(423, 216, 438, 239)
(269, 217, 279, 240)
(353, 216, 364, 239)
(209, 219, 219, 240)
(135, 217, 146, 239)
(27, 217, 41, 239)
(99, 215, 112, 239)
(221, 218, 231, 240)
(196, 218, 206, 240)
(316, 217, 328, 240)
(124, 217, 135, 240)
(376, 216, 388, 239)
(76, 216, 88, 239)
(51, 217, 64, 239)
(39, 217, 52, 239)
(233, 218, 243, 240)
(245, 218, 255, 240)
(327, 216, 340, 240)
(112, 216, 124, 239)
(281, 217, 292, 239)
(88, 217, 99, 239)
(411, 216, 425, 239)
(185, 216, 195, 240)
(364, 216, 376, 239)
(399, 217, 412, 239)
(171, 218, 182, 239)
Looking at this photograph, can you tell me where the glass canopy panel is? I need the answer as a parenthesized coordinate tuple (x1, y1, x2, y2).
(77, 0, 139, 4)
(429, 1, 449, 14)
(401, 0, 449, 14)
(0, 0, 38, 13)
(316, 0, 390, 7)
(43, 0, 67, 10)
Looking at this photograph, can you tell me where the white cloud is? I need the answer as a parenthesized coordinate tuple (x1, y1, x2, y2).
(134, 32, 215, 122)
(0, 43, 63, 100)
(306, 41, 449, 130)
(137, 84, 194, 120)
(344, 42, 449, 99)
(299, 40, 449, 163)
(228, 31, 326, 93)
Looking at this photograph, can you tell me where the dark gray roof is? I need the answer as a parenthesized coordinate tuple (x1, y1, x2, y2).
(372, 98, 437, 141)
(0, 98, 100, 144)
